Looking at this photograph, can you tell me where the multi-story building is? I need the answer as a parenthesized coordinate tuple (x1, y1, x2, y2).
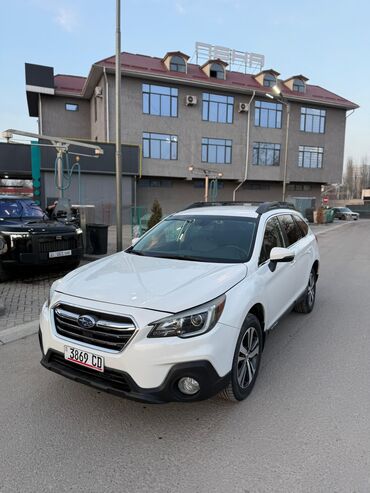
(25, 49, 358, 217)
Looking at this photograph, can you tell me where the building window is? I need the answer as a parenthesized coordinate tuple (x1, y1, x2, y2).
(170, 56, 186, 73)
(138, 179, 173, 188)
(293, 79, 306, 93)
(142, 133, 178, 160)
(263, 74, 276, 88)
(210, 63, 225, 79)
(253, 142, 281, 166)
(300, 107, 326, 133)
(242, 182, 271, 190)
(193, 179, 224, 189)
(201, 138, 232, 164)
(142, 84, 178, 117)
(202, 93, 234, 124)
(298, 146, 323, 169)
(255, 100, 282, 128)
(65, 103, 79, 111)
(287, 183, 312, 191)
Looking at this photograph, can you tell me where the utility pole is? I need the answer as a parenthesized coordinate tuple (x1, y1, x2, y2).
(115, 0, 122, 251)
(282, 101, 290, 202)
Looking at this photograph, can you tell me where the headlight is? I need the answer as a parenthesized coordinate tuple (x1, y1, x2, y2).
(75, 228, 83, 235)
(46, 279, 62, 308)
(148, 294, 226, 338)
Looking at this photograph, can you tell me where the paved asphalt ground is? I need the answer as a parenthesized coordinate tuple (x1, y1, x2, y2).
(1, 220, 369, 493)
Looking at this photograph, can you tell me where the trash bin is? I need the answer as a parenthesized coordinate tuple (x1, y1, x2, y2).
(86, 224, 108, 255)
(325, 209, 335, 223)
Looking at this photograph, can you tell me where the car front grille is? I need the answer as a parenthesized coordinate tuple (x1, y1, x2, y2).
(54, 304, 136, 351)
(38, 237, 78, 253)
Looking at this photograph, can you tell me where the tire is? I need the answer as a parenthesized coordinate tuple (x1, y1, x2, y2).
(0, 261, 9, 282)
(294, 269, 317, 314)
(220, 314, 263, 402)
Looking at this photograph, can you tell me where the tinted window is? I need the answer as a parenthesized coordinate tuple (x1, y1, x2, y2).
(278, 215, 301, 246)
(294, 215, 309, 237)
(0, 199, 44, 219)
(259, 217, 284, 264)
(130, 215, 257, 263)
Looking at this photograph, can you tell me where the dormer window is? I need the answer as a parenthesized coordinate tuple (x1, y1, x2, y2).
(162, 51, 190, 74)
(201, 59, 228, 80)
(170, 55, 186, 73)
(263, 73, 276, 88)
(253, 69, 280, 88)
(210, 63, 225, 79)
(293, 79, 306, 93)
(284, 75, 308, 93)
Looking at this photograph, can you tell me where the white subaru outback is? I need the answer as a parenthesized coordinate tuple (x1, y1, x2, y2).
(39, 202, 319, 403)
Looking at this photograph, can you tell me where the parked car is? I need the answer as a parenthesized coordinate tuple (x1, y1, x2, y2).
(332, 207, 359, 220)
(0, 195, 84, 281)
(40, 201, 320, 403)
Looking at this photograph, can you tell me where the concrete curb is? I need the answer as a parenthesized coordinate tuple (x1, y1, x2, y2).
(0, 320, 38, 345)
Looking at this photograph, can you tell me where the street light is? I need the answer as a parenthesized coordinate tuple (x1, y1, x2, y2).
(188, 165, 223, 202)
(265, 87, 290, 202)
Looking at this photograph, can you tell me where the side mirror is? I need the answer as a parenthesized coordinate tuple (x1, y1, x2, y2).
(269, 247, 295, 272)
(131, 237, 140, 246)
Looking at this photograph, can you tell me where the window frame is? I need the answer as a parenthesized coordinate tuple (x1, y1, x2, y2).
(259, 215, 286, 266)
(169, 55, 186, 73)
(142, 132, 178, 160)
(254, 100, 283, 129)
(201, 137, 232, 164)
(293, 79, 306, 93)
(298, 146, 324, 169)
(252, 142, 281, 166)
(209, 63, 225, 79)
(300, 107, 326, 134)
(263, 74, 276, 88)
(202, 93, 234, 124)
(142, 83, 178, 118)
(277, 214, 303, 247)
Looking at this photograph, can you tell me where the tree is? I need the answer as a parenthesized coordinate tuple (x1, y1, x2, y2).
(147, 199, 162, 230)
(343, 157, 354, 199)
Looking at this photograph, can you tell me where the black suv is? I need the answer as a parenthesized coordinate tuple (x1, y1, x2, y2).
(0, 196, 83, 281)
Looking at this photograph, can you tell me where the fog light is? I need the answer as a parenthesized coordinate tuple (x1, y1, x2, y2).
(178, 377, 200, 396)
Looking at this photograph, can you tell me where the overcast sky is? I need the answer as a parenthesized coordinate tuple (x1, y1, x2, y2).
(0, 0, 368, 164)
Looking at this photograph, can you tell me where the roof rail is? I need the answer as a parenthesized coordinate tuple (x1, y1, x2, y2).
(255, 201, 296, 215)
(184, 201, 261, 210)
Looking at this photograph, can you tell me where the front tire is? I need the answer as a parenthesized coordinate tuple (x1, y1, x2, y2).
(220, 314, 262, 402)
(294, 269, 316, 314)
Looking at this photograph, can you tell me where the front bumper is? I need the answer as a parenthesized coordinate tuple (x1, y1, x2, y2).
(40, 346, 230, 403)
(39, 295, 238, 403)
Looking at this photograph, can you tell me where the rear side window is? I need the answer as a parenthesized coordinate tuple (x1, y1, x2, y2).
(294, 215, 309, 237)
(278, 215, 302, 246)
(259, 217, 285, 264)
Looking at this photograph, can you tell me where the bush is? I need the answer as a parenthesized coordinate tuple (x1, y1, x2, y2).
(147, 199, 162, 230)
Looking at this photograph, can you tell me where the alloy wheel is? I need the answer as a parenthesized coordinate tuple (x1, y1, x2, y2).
(237, 326, 260, 389)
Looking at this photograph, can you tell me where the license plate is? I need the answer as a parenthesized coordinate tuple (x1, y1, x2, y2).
(64, 346, 104, 373)
(49, 250, 72, 258)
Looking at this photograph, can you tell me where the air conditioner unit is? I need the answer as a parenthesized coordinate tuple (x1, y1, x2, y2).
(186, 95, 197, 106)
(238, 102, 249, 113)
(94, 86, 103, 98)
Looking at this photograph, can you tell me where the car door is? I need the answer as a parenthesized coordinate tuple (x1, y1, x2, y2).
(277, 214, 311, 298)
(256, 216, 297, 328)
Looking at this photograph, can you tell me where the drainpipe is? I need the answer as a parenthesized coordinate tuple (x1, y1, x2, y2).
(232, 90, 256, 201)
(103, 67, 110, 142)
(38, 94, 43, 134)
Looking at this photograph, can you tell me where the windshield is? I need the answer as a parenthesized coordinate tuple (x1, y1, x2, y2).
(338, 207, 351, 212)
(0, 199, 44, 219)
(130, 215, 257, 263)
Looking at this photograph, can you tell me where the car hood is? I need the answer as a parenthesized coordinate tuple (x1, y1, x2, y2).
(0, 218, 77, 234)
(57, 252, 247, 313)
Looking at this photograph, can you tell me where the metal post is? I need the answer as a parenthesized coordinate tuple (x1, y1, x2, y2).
(204, 174, 209, 202)
(57, 150, 63, 198)
(282, 102, 290, 202)
(115, 0, 123, 251)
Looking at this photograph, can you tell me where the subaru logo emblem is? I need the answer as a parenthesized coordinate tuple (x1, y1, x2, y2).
(77, 315, 96, 329)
